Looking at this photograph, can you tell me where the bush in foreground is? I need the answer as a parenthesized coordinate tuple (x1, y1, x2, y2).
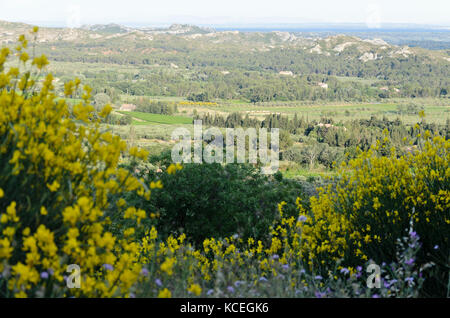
(0, 31, 150, 297)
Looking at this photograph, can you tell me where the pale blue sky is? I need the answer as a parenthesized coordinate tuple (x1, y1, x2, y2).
(0, 0, 449, 27)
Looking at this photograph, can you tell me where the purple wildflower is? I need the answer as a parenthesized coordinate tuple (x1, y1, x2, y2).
(227, 286, 235, 293)
(40, 272, 49, 279)
(282, 264, 289, 270)
(234, 280, 244, 288)
(140, 268, 149, 277)
(405, 258, 415, 266)
(314, 275, 323, 280)
(340, 268, 350, 275)
(298, 215, 308, 222)
(315, 291, 326, 298)
(155, 278, 162, 287)
(103, 264, 114, 271)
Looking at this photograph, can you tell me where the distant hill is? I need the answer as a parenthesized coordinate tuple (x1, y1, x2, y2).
(0, 19, 448, 102)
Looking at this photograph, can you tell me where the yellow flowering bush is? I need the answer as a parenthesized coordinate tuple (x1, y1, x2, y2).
(296, 133, 449, 294)
(0, 31, 150, 297)
(133, 209, 428, 298)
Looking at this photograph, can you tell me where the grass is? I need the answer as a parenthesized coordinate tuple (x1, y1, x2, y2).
(194, 100, 449, 125)
(118, 111, 193, 125)
(281, 165, 337, 179)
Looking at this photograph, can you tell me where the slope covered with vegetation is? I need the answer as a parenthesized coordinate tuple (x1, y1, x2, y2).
(0, 30, 448, 298)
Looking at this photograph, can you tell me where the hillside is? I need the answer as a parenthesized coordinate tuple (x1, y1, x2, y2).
(1, 20, 449, 102)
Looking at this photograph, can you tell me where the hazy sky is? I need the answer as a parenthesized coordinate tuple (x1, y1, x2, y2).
(0, 0, 449, 27)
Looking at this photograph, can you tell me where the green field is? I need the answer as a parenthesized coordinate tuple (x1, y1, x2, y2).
(184, 100, 450, 125)
(118, 111, 193, 125)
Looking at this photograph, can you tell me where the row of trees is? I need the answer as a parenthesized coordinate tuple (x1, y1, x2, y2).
(134, 98, 178, 115)
(195, 111, 450, 167)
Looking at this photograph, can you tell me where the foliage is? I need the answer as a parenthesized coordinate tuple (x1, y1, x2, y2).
(0, 32, 150, 297)
(131, 204, 431, 298)
(296, 132, 449, 296)
(134, 98, 177, 115)
(127, 161, 304, 245)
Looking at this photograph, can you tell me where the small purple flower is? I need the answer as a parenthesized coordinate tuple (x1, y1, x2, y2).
(155, 278, 162, 287)
(282, 264, 289, 270)
(234, 280, 244, 288)
(389, 279, 398, 285)
(314, 275, 323, 280)
(48, 268, 54, 276)
(298, 215, 308, 222)
(340, 268, 350, 275)
(405, 258, 415, 266)
(272, 254, 279, 260)
(207, 289, 214, 296)
(129, 293, 136, 298)
(434, 245, 439, 250)
(315, 291, 326, 298)
(227, 286, 235, 293)
(383, 280, 391, 289)
(40, 272, 49, 280)
(140, 268, 149, 277)
(355, 266, 363, 278)
(299, 269, 306, 275)
(259, 277, 268, 282)
(103, 264, 114, 271)
(409, 231, 418, 239)
(405, 277, 414, 283)
(372, 294, 380, 298)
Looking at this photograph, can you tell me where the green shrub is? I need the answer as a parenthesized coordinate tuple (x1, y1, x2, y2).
(128, 162, 304, 245)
